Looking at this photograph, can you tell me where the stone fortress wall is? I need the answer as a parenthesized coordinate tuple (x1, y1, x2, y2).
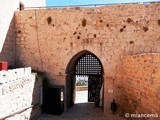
(0, 1, 159, 119)
(0, 1, 45, 119)
(14, 2, 160, 115)
(0, 0, 46, 66)
(117, 53, 160, 119)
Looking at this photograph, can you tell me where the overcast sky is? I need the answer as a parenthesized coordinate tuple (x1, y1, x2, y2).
(46, 0, 159, 6)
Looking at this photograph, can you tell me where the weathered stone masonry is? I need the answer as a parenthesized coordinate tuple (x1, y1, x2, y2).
(117, 53, 160, 120)
(14, 2, 160, 115)
(0, 18, 16, 66)
(0, 0, 46, 66)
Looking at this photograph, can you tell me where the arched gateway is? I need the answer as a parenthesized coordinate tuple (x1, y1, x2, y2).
(66, 50, 104, 109)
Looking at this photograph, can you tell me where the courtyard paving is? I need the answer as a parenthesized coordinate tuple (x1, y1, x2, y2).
(38, 91, 126, 120)
(75, 91, 88, 103)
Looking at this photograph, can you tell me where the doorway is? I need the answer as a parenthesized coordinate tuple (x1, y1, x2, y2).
(75, 75, 88, 103)
(66, 50, 104, 109)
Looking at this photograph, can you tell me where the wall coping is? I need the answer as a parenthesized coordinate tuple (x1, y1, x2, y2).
(17, 1, 160, 10)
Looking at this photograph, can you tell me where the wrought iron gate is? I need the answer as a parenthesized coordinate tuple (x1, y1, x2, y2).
(75, 53, 102, 104)
(88, 75, 102, 102)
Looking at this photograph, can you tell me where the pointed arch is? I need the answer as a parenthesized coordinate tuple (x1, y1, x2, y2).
(65, 50, 104, 109)
(66, 50, 104, 75)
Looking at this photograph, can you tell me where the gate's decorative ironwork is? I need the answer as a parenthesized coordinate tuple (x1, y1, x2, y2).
(75, 54, 102, 75)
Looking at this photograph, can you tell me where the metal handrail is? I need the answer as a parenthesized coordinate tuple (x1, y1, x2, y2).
(17, 1, 160, 10)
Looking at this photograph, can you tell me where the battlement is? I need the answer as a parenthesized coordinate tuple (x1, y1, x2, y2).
(0, 67, 31, 84)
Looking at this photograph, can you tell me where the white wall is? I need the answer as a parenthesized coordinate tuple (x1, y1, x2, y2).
(0, 0, 46, 52)
(20, 0, 46, 7)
